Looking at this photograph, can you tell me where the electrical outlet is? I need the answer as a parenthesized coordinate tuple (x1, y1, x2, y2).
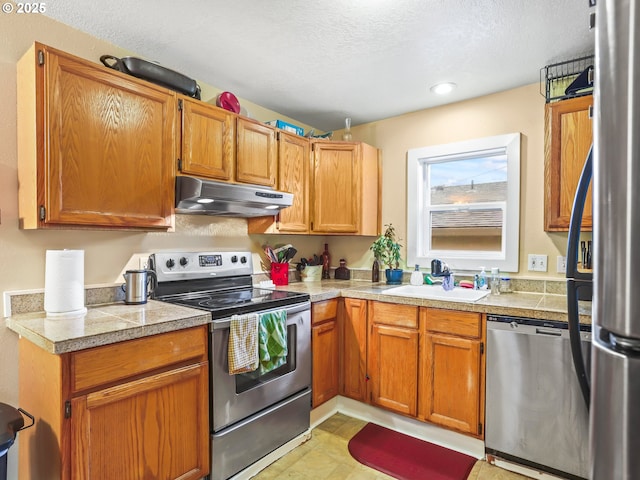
(557, 256, 567, 273)
(528, 254, 548, 272)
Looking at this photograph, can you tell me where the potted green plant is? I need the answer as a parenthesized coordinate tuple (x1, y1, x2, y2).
(370, 224, 403, 284)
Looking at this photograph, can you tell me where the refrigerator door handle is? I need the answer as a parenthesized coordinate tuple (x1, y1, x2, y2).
(566, 145, 593, 281)
(566, 144, 593, 409)
(568, 278, 591, 407)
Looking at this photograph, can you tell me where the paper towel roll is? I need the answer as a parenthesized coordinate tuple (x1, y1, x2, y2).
(44, 250, 87, 316)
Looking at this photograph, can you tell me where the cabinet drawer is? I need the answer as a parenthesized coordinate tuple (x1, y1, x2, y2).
(424, 308, 481, 338)
(312, 299, 338, 325)
(70, 326, 207, 393)
(370, 302, 418, 329)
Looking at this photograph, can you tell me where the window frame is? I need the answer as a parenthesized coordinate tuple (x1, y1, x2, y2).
(406, 133, 521, 272)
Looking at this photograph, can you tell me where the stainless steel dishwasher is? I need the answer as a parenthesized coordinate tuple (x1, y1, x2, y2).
(485, 314, 591, 480)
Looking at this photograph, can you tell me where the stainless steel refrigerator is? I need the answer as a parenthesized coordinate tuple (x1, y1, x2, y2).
(567, 1, 640, 478)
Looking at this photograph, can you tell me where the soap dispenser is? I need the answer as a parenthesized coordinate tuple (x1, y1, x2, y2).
(410, 265, 423, 286)
(479, 266, 487, 290)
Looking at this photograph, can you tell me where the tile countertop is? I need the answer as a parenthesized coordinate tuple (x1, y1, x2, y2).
(4, 300, 211, 355)
(275, 279, 592, 324)
(5, 279, 590, 355)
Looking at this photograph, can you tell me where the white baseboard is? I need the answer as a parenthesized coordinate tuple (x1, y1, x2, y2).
(334, 396, 485, 459)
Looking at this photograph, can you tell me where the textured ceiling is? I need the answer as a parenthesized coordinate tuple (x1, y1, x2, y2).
(43, 0, 594, 131)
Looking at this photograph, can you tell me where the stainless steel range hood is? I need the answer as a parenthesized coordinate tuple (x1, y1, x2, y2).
(175, 176, 293, 217)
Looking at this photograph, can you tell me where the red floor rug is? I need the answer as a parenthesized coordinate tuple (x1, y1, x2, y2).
(348, 423, 477, 480)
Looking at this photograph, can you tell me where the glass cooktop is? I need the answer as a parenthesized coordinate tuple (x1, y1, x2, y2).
(161, 287, 310, 319)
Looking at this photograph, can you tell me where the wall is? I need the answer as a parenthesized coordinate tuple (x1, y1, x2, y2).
(327, 83, 571, 277)
(1, 11, 570, 479)
(0, 13, 326, 478)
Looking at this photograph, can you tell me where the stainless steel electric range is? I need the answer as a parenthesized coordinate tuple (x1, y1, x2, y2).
(149, 251, 311, 480)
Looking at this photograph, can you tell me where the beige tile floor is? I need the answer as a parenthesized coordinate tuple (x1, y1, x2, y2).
(253, 413, 531, 479)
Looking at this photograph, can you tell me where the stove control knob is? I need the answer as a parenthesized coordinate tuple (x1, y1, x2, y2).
(240, 256, 247, 264)
(231, 255, 238, 263)
(166, 258, 175, 269)
(179, 257, 189, 267)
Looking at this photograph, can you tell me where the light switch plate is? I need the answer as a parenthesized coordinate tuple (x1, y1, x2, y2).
(557, 256, 567, 273)
(528, 254, 548, 272)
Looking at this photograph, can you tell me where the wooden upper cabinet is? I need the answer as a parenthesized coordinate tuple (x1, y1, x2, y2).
(249, 139, 380, 236)
(544, 95, 593, 231)
(236, 117, 277, 187)
(17, 43, 176, 230)
(179, 96, 235, 181)
(274, 132, 310, 232)
(311, 141, 380, 235)
(248, 131, 310, 234)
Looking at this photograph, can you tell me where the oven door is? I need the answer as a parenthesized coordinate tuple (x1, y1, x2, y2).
(209, 301, 311, 432)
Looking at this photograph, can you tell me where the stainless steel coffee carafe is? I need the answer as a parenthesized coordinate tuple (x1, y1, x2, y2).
(122, 269, 156, 304)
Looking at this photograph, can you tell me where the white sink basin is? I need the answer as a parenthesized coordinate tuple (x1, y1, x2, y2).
(381, 284, 490, 303)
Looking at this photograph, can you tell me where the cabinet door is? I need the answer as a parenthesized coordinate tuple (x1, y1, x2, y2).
(340, 298, 368, 401)
(311, 142, 360, 233)
(33, 44, 176, 229)
(247, 131, 310, 234)
(236, 117, 277, 186)
(544, 95, 593, 231)
(312, 319, 339, 407)
(180, 97, 235, 181)
(312, 300, 339, 407)
(368, 323, 419, 416)
(71, 362, 210, 480)
(276, 131, 310, 232)
(423, 333, 482, 435)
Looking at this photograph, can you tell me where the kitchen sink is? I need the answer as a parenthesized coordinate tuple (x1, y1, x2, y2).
(381, 284, 491, 303)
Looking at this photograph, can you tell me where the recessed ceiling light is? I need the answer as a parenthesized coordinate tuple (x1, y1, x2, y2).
(197, 198, 215, 204)
(430, 82, 457, 95)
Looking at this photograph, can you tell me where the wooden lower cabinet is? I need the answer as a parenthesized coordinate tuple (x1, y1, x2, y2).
(333, 299, 486, 439)
(18, 326, 210, 480)
(367, 302, 420, 417)
(311, 299, 339, 407)
(420, 308, 485, 437)
(340, 298, 368, 402)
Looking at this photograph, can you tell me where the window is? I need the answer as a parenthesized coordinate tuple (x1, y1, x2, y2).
(407, 133, 520, 272)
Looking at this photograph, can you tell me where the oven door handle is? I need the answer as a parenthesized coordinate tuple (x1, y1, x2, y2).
(210, 301, 310, 330)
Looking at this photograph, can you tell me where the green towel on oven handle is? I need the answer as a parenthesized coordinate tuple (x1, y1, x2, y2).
(258, 309, 288, 374)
